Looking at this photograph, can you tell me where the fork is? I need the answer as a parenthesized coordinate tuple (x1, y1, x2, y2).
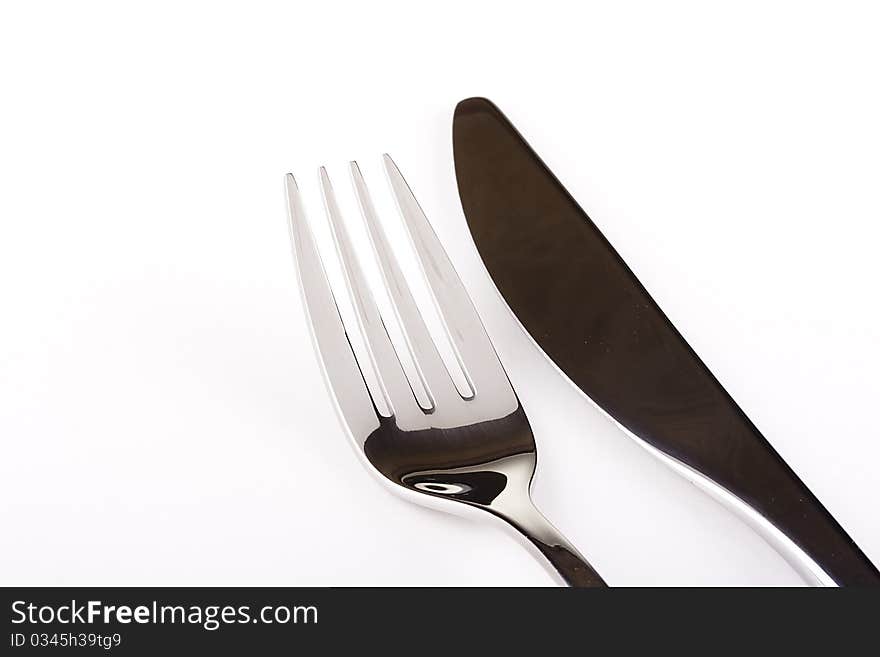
(285, 155, 606, 587)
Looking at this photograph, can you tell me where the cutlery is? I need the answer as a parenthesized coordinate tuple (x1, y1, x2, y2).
(285, 156, 606, 586)
(452, 97, 880, 586)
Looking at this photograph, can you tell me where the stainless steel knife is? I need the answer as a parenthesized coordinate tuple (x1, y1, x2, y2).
(452, 96, 880, 586)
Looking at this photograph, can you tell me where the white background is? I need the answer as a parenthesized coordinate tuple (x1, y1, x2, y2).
(1, 1, 878, 586)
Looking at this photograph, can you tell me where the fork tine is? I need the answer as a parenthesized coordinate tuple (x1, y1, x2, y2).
(285, 174, 380, 438)
(350, 161, 465, 407)
(319, 167, 425, 421)
(382, 154, 512, 402)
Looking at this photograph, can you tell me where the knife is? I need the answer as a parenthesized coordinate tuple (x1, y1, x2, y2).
(452, 97, 880, 586)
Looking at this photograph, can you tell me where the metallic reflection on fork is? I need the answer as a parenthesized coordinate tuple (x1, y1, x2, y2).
(285, 155, 605, 586)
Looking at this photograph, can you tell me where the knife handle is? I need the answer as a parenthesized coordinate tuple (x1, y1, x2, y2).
(630, 434, 876, 585)
(587, 315, 880, 585)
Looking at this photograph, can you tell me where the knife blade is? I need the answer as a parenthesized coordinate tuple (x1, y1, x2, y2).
(452, 96, 879, 586)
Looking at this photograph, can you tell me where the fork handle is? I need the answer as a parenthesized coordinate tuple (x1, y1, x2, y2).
(530, 538, 607, 587)
(499, 501, 607, 587)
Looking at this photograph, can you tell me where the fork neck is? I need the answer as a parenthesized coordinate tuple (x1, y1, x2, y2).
(476, 453, 607, 587)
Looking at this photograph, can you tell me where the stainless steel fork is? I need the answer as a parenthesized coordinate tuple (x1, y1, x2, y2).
(285, 155, 606, 587)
